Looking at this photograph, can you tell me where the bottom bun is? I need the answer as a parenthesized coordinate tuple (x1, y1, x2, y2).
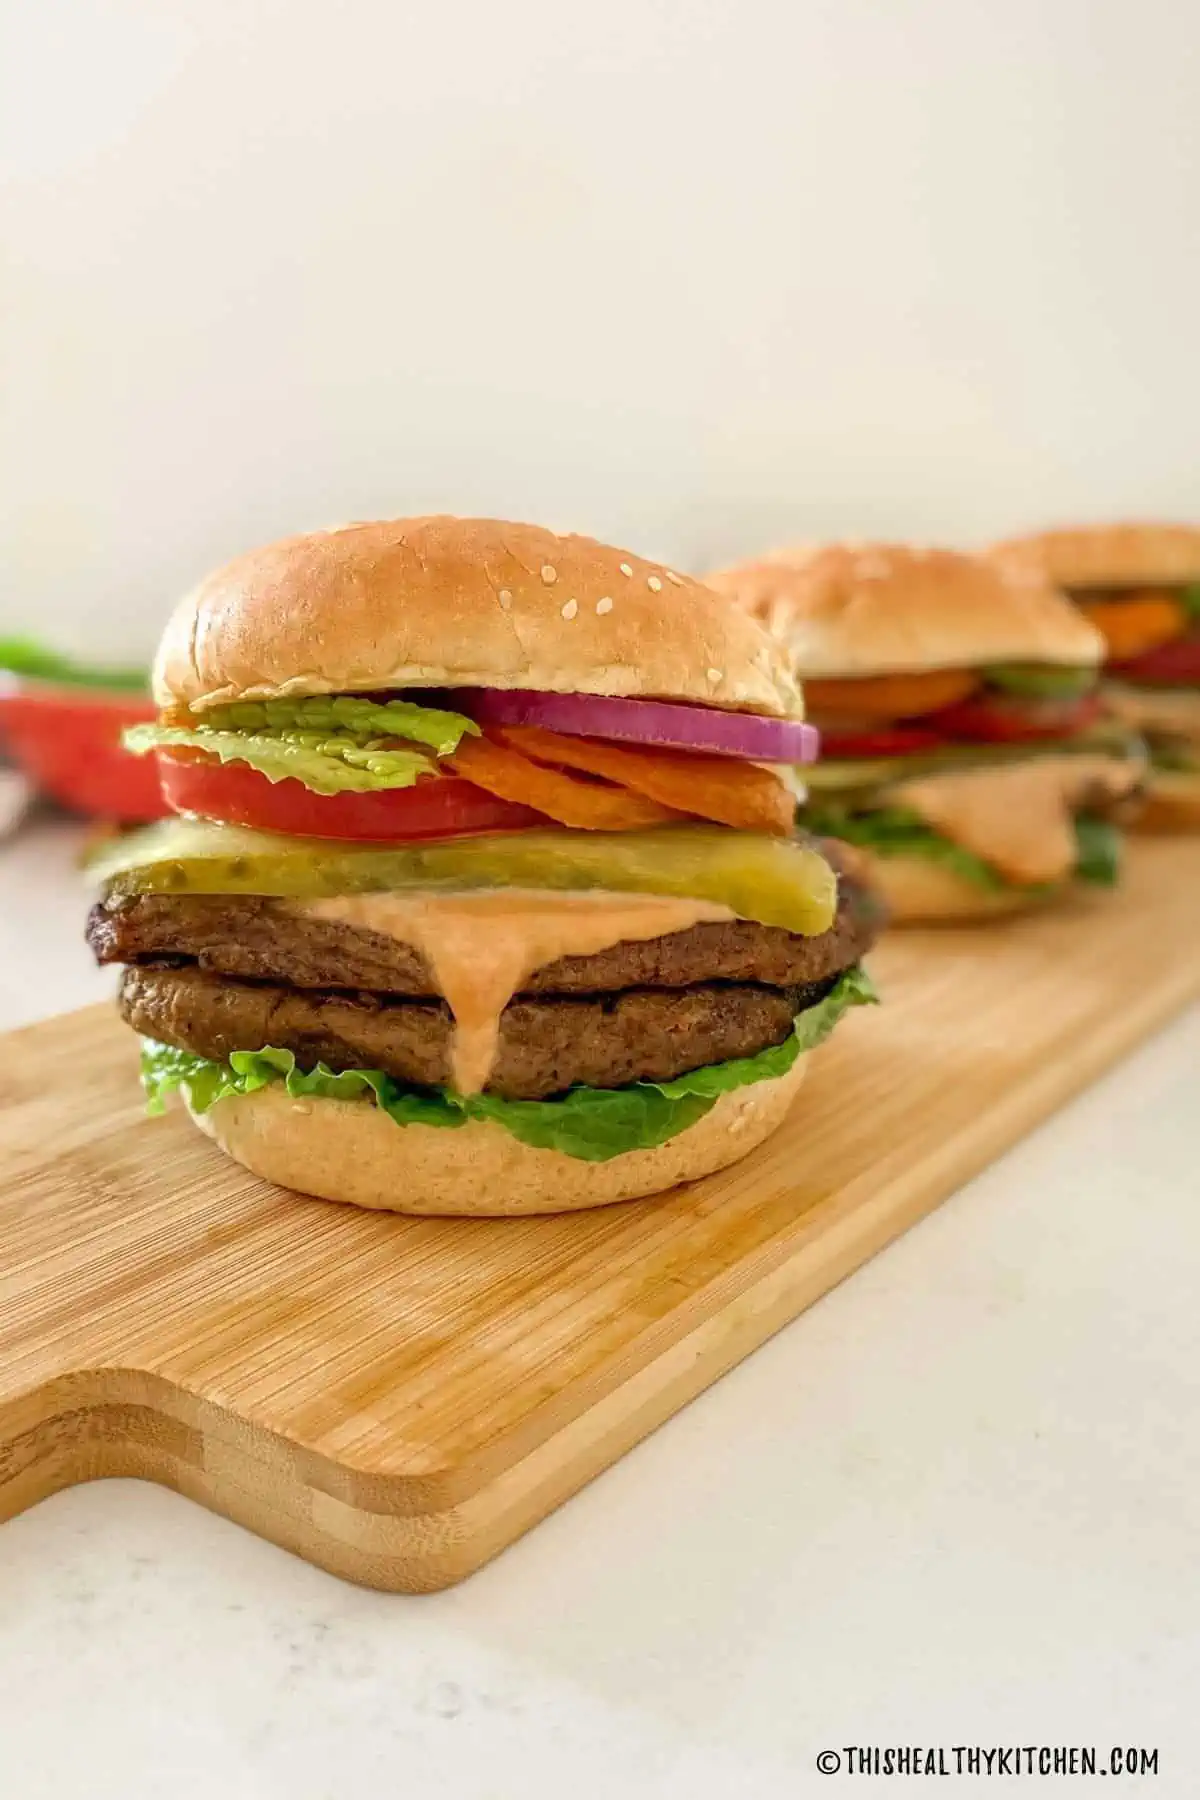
(1133, 768, 1200, 832)
(854, 850, 1055, 925)
(187, 1056, 809, 1216)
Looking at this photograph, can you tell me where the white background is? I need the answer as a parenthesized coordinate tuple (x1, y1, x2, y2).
(4, 0, 1200, 660)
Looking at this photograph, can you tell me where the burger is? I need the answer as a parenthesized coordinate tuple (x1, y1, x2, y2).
(707, 543, 1145, 923)
(989, 523, 1200, 830)
(85, 517, 880, 1216)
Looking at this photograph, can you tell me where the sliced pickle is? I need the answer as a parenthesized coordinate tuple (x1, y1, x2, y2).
(802, 723, 1143, 794)
(89, 821, 838, 936)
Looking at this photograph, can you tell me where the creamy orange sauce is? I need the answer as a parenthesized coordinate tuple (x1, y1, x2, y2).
(295, 889, 734, 1095)
(892, 755, 1140, 885)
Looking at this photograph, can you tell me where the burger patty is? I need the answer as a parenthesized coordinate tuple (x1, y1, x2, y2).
(121, 964, 839, 1101)
(88, 873, 880, 999)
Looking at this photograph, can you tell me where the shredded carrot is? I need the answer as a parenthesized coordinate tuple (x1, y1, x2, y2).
(449, 733, 687, 830)
(804, 669, 980, 722)
(1075, 592, 1188, 663)
(491, 726, 795, 835)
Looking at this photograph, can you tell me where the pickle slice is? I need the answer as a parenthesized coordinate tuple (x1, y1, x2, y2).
(89, 820, 838, 936)
(802, 722, 1143, 794)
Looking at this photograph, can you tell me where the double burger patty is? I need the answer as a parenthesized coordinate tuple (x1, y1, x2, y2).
(88, 882, 877, 996)
(92, 871, 879, 1100)
(118, 964, 838, 1101)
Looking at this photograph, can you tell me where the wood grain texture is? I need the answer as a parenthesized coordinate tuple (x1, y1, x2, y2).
(2, 839, 1199, 1591)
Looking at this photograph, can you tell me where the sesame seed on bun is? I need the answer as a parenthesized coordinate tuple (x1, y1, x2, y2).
(155, 517, 801, 718)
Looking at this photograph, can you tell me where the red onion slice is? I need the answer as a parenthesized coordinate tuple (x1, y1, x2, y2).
(459, 689, 820, 763)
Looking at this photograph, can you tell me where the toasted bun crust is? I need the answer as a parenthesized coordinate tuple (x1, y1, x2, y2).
(707, 544, 1104, 677)
(154, 517, 799, 718)
(990, 522, 1200, 590)
(850, 849, 1057, 924)
(186, 1058, 808, 1215)
(1133, 768, 1200, 832)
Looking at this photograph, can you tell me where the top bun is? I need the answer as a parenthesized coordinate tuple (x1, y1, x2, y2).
(155, 517, 799, 718)
(989, 521, 1200, 589)
(707, 542, 1105, 677)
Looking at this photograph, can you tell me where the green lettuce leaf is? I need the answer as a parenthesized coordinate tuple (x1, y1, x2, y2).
(1181, 584, 1200, 622)
(803, 805, 1012, 892)
(123, 695, 479, 796)
(124, 723, 439, 796)
(984, 663, 1096, 700)
(197, 695, 478, 755)
(1072, 812, 1122, 886)
(140, 965, 877, 1163)
(806, 802, 1122, 893)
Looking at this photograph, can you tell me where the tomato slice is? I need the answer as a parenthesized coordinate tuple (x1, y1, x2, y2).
(818, 724, 947, 758)
(1110, 635, 1200, 686)
(0, 685, 166, 822)
(925, 692, 1102, 743)
(158, 753, 548, 839)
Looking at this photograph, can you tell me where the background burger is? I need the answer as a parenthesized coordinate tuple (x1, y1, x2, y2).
(990, 523, 1200, 830)
(86, 517, 879, 1215)
(708, 543, 1145, 924)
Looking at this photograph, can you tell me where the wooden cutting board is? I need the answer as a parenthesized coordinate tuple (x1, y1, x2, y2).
(2, 838, 1199, 1591)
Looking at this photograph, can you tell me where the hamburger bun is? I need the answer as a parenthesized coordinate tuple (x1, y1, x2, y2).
(707, 543, 1104, 677)
(155, 516, 799, 719)
(1133, 768, 1200, 832)
(187, 1056, 810, 1216)
(850, 850, 1057, 925)
(990, 522, 1200, 590)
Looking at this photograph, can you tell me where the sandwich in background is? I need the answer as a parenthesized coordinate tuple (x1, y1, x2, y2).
(708, 544, 1145, 924)
(989, 524, 1200, 831)
(86, 517, 881, 1215)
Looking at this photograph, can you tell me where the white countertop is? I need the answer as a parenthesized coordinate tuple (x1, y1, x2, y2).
(1, 816, 1196, 1799)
